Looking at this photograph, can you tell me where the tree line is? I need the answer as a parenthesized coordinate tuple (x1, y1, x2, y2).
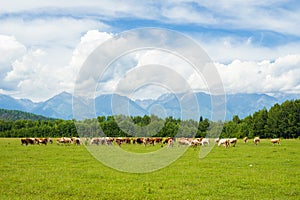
(0, 99, 299, 139)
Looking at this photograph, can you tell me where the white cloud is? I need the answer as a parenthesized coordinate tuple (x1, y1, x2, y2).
(216, 54, 300, 94)
(70, 30, 113, 70)
(0, 17, 109, 48)
(1, 30, 113, 101)
(1, 0, 300, 101)
(197, 35, 300, 63)
(1, 1, 299, 36)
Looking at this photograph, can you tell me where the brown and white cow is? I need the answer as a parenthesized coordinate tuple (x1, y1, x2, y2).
(35, 138, 48, 145)
(200, 138, 210, 146)
(218, 139, 230, 148)
(243, 137, 248, 143)
(167, 138, 174, 148)
(254, 137, 260, 145)
(229, 138, 237, 147)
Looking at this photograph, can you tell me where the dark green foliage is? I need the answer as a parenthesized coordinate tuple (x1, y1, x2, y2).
(0, 108, 55, 121)
(221, 99, 300, 139)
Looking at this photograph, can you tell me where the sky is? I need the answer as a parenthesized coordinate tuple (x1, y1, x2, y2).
(0, 0, 300, 102)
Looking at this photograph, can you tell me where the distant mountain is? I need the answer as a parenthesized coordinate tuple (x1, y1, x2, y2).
(225, 93, 278, 119)
(95, 94, 147, 117)
(32, 92, 73, 119)
(0, 108, 55, 121)
(0, 91, 298, 120)
(0, 94, 27, 111)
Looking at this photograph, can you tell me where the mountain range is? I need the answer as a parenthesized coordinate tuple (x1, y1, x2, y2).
(0, 92, 299, 120)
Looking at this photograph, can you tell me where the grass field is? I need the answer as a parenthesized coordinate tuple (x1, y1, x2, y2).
(0, 138, 299, 200)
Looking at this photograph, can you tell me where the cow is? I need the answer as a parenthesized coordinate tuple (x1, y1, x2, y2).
(123, 138, 131, 144)
(106, 137, 114, 145)
(56, 137, 72, 144)
(71, 137, 81, 145)
(229, 138, 237, 147)
(21, 138, 35, 145)
(35, 138, 48, 145)
(154, 137, 163, 144)
(136, 138, 144, 144)
(271, 138, 280, 145)
(254, 137, 260, 145)
(90, 137, 100, 145)
(190, 139, 201, 148)
(200, 138, 210, 146)
(178, 138, 191, 146)
(215, 138, 220, 143)
(115, 137, 124, 147)
(218, 139, 230, 148)
(48, 138, 53, 144)
(163, 137, 174, 144)
(243, 137, 248, 143)
(167, 138, 174, 148)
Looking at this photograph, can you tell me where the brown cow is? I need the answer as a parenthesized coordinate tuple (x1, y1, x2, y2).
(115, 138, 124, 147)
(271, 138, 280, 145)
(21, 138, 35, 145)
(163, 137, 173, 144)
(136, 138, 144, 144)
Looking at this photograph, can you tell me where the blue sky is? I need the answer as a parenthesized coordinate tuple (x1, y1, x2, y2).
(0, 0, 299, 101)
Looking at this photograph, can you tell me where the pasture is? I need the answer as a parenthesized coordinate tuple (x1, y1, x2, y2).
(0, 138, 299, 199)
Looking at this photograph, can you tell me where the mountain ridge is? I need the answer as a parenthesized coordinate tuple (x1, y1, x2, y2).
(0, 92, 299, 120)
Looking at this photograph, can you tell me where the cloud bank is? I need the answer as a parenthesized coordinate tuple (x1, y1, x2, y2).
(0, 1, 299, 101)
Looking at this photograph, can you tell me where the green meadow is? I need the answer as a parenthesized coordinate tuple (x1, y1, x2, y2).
(0, 138, 299, 199)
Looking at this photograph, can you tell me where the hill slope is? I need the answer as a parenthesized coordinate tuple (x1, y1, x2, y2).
(0, 109, 55, 121)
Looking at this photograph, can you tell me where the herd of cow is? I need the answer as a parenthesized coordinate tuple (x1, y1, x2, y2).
(20, 136, 281, 147)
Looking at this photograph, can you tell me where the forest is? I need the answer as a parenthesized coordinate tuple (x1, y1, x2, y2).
(0, 99, 299, 139)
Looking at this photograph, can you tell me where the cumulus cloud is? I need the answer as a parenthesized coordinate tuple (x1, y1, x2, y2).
(216, 54, 300, 94)
(1, 30, 112, 101)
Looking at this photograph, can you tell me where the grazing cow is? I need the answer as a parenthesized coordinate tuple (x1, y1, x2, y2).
(254, 137, 260, 145)
(71, 137, 80, 145)
(200, 138, 210, 146)
(215, 138, 220, 143)
(56, 137, 72, 144)
(190, 139, 201, 148)
(124, 138, 131, 144)
(136, 138, 144, 144)
(143, 138, 156, 146)
(229, 138, 237, 147)
(21, 138, 35, 145)
(271, 138, 280, 145)
(35, 138, 48, 145)
(163, 137, 173, 144)
(115, 138, 124, 147)
(90, 137, 100, 145)
(132, 138, 136, 144)
(154, 137, 163, 144)
(178, 138, 191, 146)
(218, 139, 230, 148)
(243, 137, 248, 143)
(106, 137, 114, 145)
(167, 138, 174, 148)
